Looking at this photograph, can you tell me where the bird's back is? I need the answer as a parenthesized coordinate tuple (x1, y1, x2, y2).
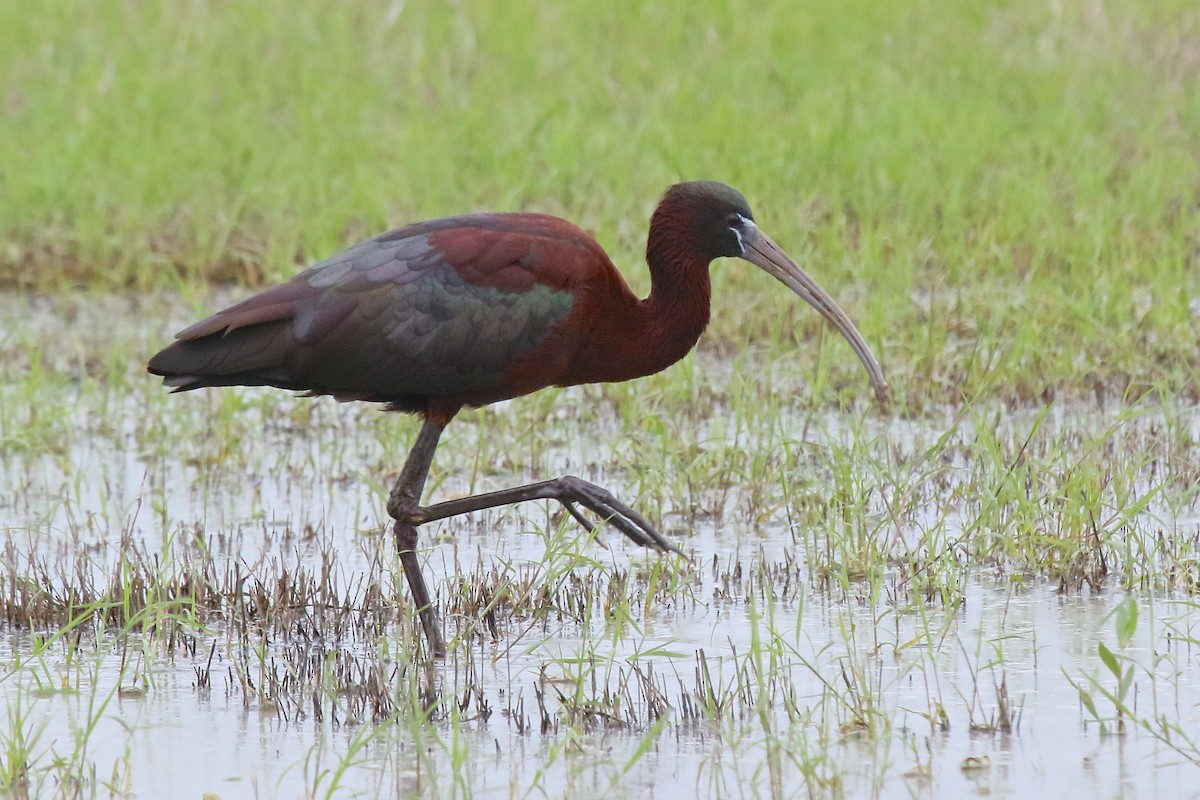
(148, 213, 624, 414)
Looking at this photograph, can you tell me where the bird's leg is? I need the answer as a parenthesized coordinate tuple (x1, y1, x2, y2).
(388, 417, 445, 517)
(393, 521, 444, 655)
(408, 475, 682, 556)
(388, 418, 681, 657)
(387, 418, 447, 657)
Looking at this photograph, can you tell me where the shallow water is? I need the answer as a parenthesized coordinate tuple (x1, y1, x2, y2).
(2, 294, 1199, 798)
(3, 540, 1197, 798)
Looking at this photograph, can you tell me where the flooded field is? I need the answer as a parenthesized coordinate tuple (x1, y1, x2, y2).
(2, 294, 1199, 798)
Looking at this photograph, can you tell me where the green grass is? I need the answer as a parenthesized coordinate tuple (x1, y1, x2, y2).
(3, 0, 1199, 407)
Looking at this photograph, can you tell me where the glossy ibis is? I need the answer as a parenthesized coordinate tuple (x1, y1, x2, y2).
(149, 181, 889, 655)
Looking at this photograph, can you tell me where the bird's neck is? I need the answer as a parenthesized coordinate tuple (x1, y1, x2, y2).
(621, 236, 713, 377)
(555, 226, 713, 387)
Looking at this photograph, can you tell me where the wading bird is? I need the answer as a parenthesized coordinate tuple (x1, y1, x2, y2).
(149, 181, 889, 655)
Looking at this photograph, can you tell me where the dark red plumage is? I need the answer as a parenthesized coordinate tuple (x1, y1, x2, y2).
(150, 181, 888, 655)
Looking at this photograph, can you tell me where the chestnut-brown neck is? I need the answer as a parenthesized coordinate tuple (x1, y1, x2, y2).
(587, 215, 714, 383)
(637, 216, 713, 368)
(556, 199, 719, 388)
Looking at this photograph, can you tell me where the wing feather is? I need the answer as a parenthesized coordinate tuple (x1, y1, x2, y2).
(148, 215, 588, 408)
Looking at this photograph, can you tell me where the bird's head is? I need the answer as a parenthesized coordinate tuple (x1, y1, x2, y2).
(655, 180, 756, 260)
(653, 180, 890, 406)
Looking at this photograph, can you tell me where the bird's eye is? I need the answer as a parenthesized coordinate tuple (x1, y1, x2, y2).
(726, 213, 743, 228)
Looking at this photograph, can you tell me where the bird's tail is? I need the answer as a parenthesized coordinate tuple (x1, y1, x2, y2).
(147, 322, 297, 392)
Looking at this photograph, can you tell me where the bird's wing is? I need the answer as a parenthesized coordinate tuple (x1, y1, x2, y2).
(152, 215, 591, 404)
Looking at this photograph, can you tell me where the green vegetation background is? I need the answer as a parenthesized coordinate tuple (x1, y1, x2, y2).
(2, 0, 1197, 407)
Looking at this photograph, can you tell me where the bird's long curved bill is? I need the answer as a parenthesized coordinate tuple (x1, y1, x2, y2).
(741, 226, 890, 405)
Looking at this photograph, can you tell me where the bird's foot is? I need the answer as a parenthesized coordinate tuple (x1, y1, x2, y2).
(560, 500, 598, 534)
(554, 476, 683, 555)
(407, 473, 684, 556)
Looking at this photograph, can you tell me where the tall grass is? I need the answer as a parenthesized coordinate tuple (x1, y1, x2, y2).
(4, 1, 1198, 404)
